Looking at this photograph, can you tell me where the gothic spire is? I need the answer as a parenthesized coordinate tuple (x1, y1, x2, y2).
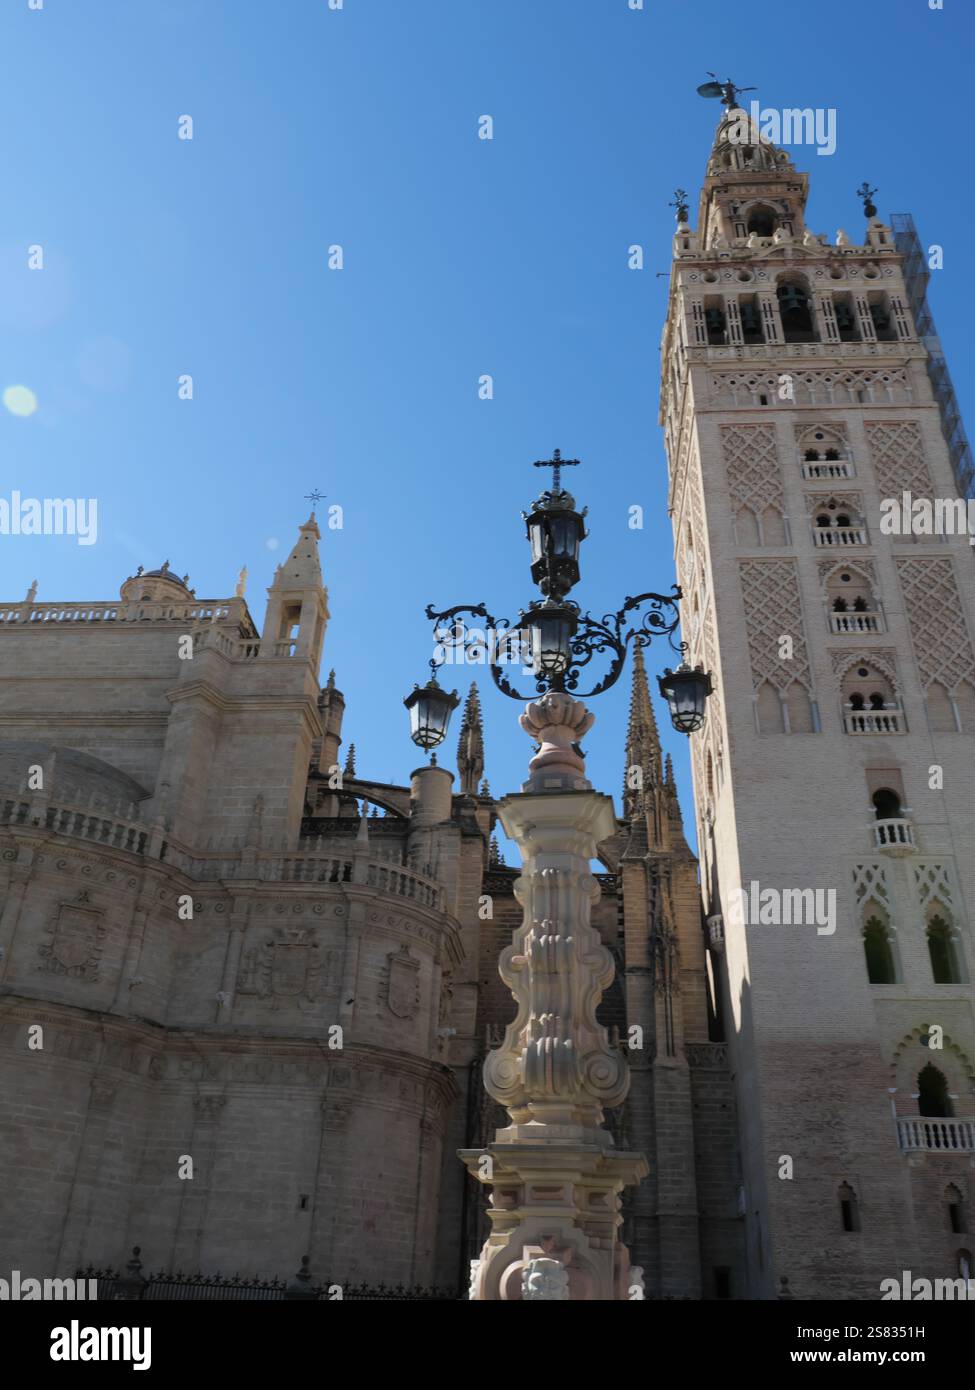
(456, 681, 485, 795)
(664, 751, 691, 853)
(622, 646, 662, 822)
(343, 741, 356, 777)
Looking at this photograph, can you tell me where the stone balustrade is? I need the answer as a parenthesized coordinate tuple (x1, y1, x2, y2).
(874, 817, 916, 852)
(0, 792, 445, 911)
(896, 1117, 975, 1153)
(813, 525, 868, 547)
(844, 708, 905, 735)
(801, 460, 855, 481)
(829, 611, 882, 633)
(0, 599, 241, 626)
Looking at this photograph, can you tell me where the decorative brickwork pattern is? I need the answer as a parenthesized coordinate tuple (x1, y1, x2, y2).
(720, 423, 784, 516)
(865, 421, 934, 497)
(896, 557, 975, 692)
(739, 560, 812, 692)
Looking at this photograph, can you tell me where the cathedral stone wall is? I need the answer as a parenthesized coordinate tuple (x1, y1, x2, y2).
(1, 514, 746, 1298)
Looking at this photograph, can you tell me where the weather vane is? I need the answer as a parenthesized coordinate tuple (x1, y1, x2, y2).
(856, 182, 878, 218)
(669, 188, 690, 224)
(697, 73, 756, 110)
(304, 489, 326, 509)
(533, 448, 580, 495)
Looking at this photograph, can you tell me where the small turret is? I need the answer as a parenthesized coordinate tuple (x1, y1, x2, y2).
(260, 514, 330, 668)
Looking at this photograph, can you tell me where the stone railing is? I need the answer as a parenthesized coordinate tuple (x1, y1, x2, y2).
(1, 795, 149, 855)
(896, 1117, 975, 1153)
(0, 599, 243, 627)
(0, 794, 445, 913)
(844, 708, 905, 735)
(813, 526, 868, 548)
(874, 817, 916, 853)
(829, 612, 882, 634)
(801, 460, 855, 481)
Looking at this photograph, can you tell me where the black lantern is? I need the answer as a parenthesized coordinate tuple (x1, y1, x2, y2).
(524, 495, 587, 599)
(523, 600, 578, 683)
(404, 677, 460, 755)
(424, 450, 711, 709)
(657, 663, 713, 735)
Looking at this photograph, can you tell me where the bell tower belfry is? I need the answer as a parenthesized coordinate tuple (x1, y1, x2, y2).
(261, 512, 330, 668)
(660, 103, 975, 1298)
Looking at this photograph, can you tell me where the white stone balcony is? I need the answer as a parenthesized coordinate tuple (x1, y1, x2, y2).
(801, 460, 855, 481)
(813, 525, 868, 547)
(874, 817, 916, 853)
(829, 611, 882, 634)
(844, 707, 905, 734)
(897, 1117, 975, 1153)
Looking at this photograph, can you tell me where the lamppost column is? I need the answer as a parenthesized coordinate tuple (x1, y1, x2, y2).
(459, 692, 648, 1301)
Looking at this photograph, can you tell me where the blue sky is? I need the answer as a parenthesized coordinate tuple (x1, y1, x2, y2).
(2, 0, 971, 855)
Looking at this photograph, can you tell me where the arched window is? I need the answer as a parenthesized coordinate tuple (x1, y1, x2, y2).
(833, 295, 859, 342)
(825, 569, 876, 623)
(863, 915, 896, 983)
(842, 662, 899, 724)
(946, 1185, 967, 1234)
(838, 1182, 861, 1232)
(746, 204, 777, 237)
(927, 915, 962, 984)
(918, 1062, 953, 1117)
(868, 293, 897, 343)
(872, 788, 902, 820)
(777, 279, 816, 342)
(705, 299, 727, 345)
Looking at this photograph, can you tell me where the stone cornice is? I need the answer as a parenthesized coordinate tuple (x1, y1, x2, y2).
(0, 994, 459, 1109)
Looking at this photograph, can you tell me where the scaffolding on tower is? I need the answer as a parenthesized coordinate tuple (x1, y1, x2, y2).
(891, 212, 974, 501)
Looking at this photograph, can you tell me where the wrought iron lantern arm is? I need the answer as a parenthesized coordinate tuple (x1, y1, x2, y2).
(424, 587, 687, 702)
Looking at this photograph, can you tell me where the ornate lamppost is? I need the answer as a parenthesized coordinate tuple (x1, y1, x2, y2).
(405, 453, 712, 1301)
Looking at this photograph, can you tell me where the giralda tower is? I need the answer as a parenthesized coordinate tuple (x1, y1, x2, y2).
(659, 99, 975, 1298)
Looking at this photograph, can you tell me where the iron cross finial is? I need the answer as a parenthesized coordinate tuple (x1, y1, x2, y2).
(533, 448, 580, 494)
(304, 489, 326, 510)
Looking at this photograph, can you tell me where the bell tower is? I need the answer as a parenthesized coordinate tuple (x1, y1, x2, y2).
(661, 102, 975, 1297)
(261, 512, 330, 668)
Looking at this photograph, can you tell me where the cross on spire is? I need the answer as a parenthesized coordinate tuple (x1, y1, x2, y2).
(304, 489, 326, 510)
(533, 448, 580, 494)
